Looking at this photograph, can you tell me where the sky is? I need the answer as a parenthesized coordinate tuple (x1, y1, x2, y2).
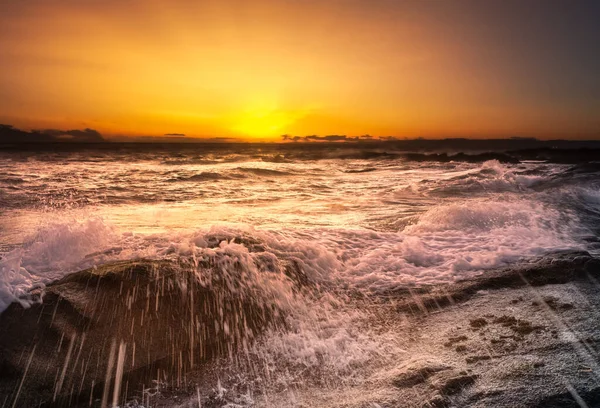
(1, 0, 599, 141)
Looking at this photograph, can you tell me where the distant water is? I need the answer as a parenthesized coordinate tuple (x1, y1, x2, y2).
(1, 144, 599, 311)
(0, 143, 599, 405)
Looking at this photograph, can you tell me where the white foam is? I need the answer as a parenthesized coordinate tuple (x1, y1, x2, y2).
(341, 198, 582, 291)
(0, 189, 588, 408)
(412, 160, 551, 195)
(0, 218, 116, 311)
(0, 192, 584, 313)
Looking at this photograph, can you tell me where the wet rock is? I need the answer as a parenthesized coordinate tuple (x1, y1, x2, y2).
(0, 258, 300, 407)
(392, 362, 451, 388)
(443, 335, 468, 348)
(584, 258, 600, 275)
(431, 373, 477, 395)
(533, 386, 600, 407)
(543, 296, 575, 311)
(395, 252, 598, 315)
(422, 393, 449, 408)
(465, 355, 491, 364)
(469, 318, 488, 329)
(493, 315, 543, 336)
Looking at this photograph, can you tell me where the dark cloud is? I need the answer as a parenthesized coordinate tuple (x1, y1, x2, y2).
(109, 135, 239, 143)
(307, 135, 348, 142)
(41, 128, 104, 142)
(0, 124, 104, 143)
(281, 134, 378, 142)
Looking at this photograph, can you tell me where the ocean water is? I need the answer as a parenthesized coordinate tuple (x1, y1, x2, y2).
(1, 144, 599, 405)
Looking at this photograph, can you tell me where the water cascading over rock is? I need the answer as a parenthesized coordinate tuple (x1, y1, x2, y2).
(0, 244, 306, 407)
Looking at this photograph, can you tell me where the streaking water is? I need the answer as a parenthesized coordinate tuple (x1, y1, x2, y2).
(0, 144, 599, 405)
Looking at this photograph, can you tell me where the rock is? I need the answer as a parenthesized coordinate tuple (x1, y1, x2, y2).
(431, 373, 477, 395)
(493, 315, 543, 336)
(422, 393, 449, 408)
(533, 386, 600, 407)
(469, 318, 488, 329)
(465, 355, 491, 364)
(392, 362, 451, 388)
(584, 258, 600, 275)
(543, 296, 575, 311)
(0, 258, 301, 407)
(395, 252, 598, 315)
(443, 335, 468, 348)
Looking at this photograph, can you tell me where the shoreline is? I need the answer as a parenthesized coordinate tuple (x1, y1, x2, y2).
(1, 251, 599, 407)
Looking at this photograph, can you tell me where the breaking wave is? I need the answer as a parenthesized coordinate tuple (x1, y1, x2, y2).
(0, 189, 586, 313)
(1, 146, 599, 406)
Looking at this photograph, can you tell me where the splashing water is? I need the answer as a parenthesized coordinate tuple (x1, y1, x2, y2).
(0, 146, 599, 406)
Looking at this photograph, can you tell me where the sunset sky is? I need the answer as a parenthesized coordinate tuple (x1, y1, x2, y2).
(1, 0, 599, 141)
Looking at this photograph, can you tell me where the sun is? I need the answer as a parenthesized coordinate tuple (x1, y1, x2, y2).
(232, 111, 288, 138)
(230, 99, 300, 139)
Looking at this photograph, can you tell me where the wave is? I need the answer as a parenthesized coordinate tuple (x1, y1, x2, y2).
(0, 176, 26, 185)
(344, 199, 583, 292)
(2, 145, 600, 406)
(405, 159, 597, 201)
(235, 147, 600, 165)
(403, 152, 520, 164)
(0, 189, 585, 313)
(258, 154, 292, 163)
(399, 148, 600, 166)
(0, 197, 591, 406)
(344, 167, 378, 173)
(161, 158, 220, 165)
(167, 171, 235, 182)
(235, 167, 293, 176)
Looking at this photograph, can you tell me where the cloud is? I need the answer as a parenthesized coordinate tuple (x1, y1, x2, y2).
(40, 128, 104, 142)
(0, 124, 105, 143)
(108, 135, 240, 143)
(281, 134, 377, 142)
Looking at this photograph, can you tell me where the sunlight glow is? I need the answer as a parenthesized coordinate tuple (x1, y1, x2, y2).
(0, 1, 598, 140)
(231, 100, 301, 138)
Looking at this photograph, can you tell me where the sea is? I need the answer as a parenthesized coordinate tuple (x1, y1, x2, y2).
(0, 142, 599, 405)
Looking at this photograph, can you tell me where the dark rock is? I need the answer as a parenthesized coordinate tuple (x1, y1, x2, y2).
(543, 296, 574, 311)
(493, 315, 543, 336)
(465, 355, 491, 364)
(494, 315, 519, 327)
(0, 258, 301, 407)
(443, 335, 468, 347)
(395, 252, 597, 315)
(422, 393, 449, 408)
(584, 258, 600, 275)
(469, 318, 488, 329)
(432, 374, 477, 395)
(533, 386, 600, 407)
(392, 363, 451, 388)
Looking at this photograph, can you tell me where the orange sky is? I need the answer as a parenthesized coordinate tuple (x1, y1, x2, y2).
(1, 0, 599, 141)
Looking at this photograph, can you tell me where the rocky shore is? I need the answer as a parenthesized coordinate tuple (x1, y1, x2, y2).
(1, 251, 600, 407)
(377, 251, 600, 408)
